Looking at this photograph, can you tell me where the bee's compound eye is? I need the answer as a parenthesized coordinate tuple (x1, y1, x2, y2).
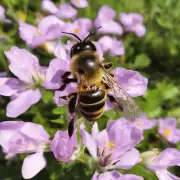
(70, 41, 96, 58)
(70, 43, 82, 58)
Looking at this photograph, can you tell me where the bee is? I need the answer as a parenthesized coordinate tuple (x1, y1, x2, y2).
(60, 27, 143, 137)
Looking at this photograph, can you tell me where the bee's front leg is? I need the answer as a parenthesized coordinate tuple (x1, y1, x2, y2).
(59, 71, 77, 91)
(101, 62, 113, 71)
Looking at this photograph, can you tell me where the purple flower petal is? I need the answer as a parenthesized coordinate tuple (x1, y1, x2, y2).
(113, 67, 148, 97)
(22, 152, 46, 179)
(96, 20, 123, 35)
(158, 118, 180, 144)
(51, 130, 77, 162)
(107, 118, 143, 149)
(80, 128, 97, 159)
(0, 5, 5, 21)
(38, 15, 64, 40)
(6, 89, 41, 117)
(115, 148, 140, 169)
(98, 36, 125, 56)
(92, 171, 143, 180)
(43, 58, 70, 89)
(5, 47, 42, 84)
(54, 84, 76, 106)
(119, 13, 146, 37)
(20, 123, 50, 142)
(133, 115, 157, 131)
(97, 5, 116, 21)
(57, 3, 77, 19)
(19, 22, 38, 47)
(118, 174, 144, 180)
(155, 169, 180, 180)
(0, 78, 22, 96)
(71, 0, 88, 8)
(41, 0, 59, 14)
(92, 171, 121, 180)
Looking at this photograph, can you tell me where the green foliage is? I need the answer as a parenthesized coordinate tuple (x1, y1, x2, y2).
(0, 0, 180, 179)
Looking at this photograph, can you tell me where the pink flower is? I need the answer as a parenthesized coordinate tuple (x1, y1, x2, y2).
(41, 1, 77, 19)
(0, 5, 11, 23)
(19, 15, 64, 48)
(0, 121, 50, 179)
(94, 6, 123, 35)
(119, 13, 146, 37)
(98, 36, 125, 56)
(81, 121, 142, 172)
(141, 148, 180, 180)
(71, 0, 88, 8)
(51, 130, 77, 162)
(0, 47, 71, 117)
(158, 117, 180, 144)
(92, 171, 144, 180)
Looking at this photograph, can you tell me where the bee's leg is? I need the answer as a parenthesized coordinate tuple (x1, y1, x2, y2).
(67, 94, 77, 138)
(59, 71, 77, 91)
(101, 62, 113, 71)
(107, 94, 123, 112)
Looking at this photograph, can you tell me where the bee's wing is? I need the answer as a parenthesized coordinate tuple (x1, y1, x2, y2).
(100, 65, 143, 120)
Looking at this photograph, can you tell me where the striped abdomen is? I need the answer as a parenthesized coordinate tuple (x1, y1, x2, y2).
(79, 88, 106, 121)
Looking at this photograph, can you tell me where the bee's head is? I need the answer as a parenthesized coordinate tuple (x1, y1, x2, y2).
(70, 41, 96, 58)
(62, 26, 101, 58)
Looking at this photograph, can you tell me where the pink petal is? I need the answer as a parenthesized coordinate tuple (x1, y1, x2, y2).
(97, 5, 116, 21)
(43, 58, 70, 89)
(80, 128, 97, 159)
(22, 153, 46, 179)
(5, 47, 41, 84)
(38, 15, 64, 39)
(20, 123, 50, 142)
(156, 169, 180, 180)
(19, 22, 37, 45)
(113, 67, 148, 97)
(6, 89, 41, 118)
(41, 0, 59, 14)
(71, 0, 88, 8)
(0, 78, 21, 96)
(57, 3, 77, 19)
(98, 20, 123, 35)
(115, 148, 140, 169)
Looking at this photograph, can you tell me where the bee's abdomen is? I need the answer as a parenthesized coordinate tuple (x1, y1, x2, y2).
(79, 88, 106, 121)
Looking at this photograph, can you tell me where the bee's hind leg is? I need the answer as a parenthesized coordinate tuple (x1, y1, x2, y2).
(67, 94, 78, 138)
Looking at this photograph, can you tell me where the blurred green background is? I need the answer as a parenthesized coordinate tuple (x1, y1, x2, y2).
(0, 0, 180, 179)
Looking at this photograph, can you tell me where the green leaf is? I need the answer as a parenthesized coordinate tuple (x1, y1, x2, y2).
(42, 90, 53, 104)
(133, 54, 151, 69)
(168, 107, 180, 118)
(52, 106, 67, 115)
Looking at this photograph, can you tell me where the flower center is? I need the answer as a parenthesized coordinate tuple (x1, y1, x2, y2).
(35, 29, 41, 36)
(163, 128, 171, 137)
(74, 0, 80, 4)
(108, 140, 116, 149)
(73, 28, 79, 34)
(136, 121, 141, 127)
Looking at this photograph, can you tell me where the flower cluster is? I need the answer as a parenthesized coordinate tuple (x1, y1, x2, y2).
(0, 1, 180, 180)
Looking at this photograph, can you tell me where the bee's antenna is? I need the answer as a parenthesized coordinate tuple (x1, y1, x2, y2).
(83, 26, 102, 42)
(61, 32, 82, 42)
